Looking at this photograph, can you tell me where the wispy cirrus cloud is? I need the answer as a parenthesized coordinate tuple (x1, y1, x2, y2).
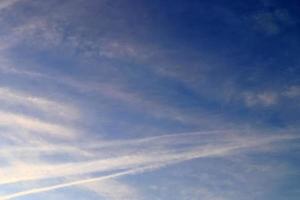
(0, 0, 22, 11)
(0, 1, 299, 199)
(0, 111, 78, 140)
(284, 85, 300, 98)
(242, 91, 279, 107)
(0, 129, 298, 199)
(83, 179, 141, 200)
(0, 60, 230, 129)
(0, 87, 79, 120)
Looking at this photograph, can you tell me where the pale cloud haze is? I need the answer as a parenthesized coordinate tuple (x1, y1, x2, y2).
(0, 0, 299, 200)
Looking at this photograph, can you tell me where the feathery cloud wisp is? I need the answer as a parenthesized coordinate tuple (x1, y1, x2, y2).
(0, 111, 78, 140)
(0, 130, 298, 199)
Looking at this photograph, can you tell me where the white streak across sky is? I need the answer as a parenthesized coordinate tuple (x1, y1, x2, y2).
(0, 0, 299, 200)
(1, 128, 298, 199)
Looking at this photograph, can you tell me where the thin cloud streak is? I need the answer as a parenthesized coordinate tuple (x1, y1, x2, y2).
(0, 165, 162, 200)
(83, 179, 141, 200)
(0, 111, 78, 140)
(1, 131, 298, 199)
(0, 130, 236, 185)
(0, 87, 79, 120)
(0, 0, 21, 10)
(0, 64, 229, 128)
(0, 1, 299, 199)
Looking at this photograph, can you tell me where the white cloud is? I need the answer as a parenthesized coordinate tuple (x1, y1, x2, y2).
(284, 85, 300, 98)
(0, 61, 229, 128)
(83, 180, 141, 200)
(0, 16, 63, 51)
(0, 87, 79, 120)
(0, 111, 78, 140)
(0, 130, 298, 199)
(0, 0, 21, 11)
(243, 91, 278, 107)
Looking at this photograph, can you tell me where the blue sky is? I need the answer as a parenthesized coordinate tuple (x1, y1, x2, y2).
(0, 0, 300, 199)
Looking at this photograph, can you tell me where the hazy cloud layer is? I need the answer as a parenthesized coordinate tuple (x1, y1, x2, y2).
(0, 0, 299, 200)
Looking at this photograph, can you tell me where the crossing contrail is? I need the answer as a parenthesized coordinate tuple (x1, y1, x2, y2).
(1, 132, 297, 199)
(0, 164, 162, 200)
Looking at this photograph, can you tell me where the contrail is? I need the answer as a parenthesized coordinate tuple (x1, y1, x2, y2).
(1, 144, 238, 200)
(1, 133, 297, 199)
(0, 164, 162, 200)
(0, 130, 229, 185)
(0, 143, 241, 199)
(0, 139, 267, 200)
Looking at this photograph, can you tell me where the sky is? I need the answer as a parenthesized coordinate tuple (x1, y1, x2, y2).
(0, 0, 300, 199)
